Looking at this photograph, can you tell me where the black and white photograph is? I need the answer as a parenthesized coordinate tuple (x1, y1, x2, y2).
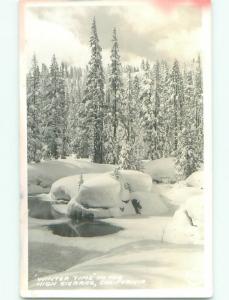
(19, 0, 212, 297)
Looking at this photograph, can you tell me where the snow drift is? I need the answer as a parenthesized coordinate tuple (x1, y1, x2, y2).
(143, 157, 176, 183)
(163, 194, 204, 245)
(28, 158, 115, 195)
(186, 170, 203, 189)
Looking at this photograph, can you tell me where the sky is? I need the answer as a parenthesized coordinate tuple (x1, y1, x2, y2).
(24, 0, 204, 68)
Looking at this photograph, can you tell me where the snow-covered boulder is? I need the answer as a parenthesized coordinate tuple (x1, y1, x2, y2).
(28, 158, 115, 195)
(143, 157, 176, 183)
(77, 173, 121, 208)
(161, 183, 202, 207)
(50, 174, 95, 201)
(50, 169, 169, 220)
(186, 170, 203, 189)
(119, 170, 152, 192)
(163, 194, 204, 245)
(129, 191, 169, 216)
(67, 199, 121, 220)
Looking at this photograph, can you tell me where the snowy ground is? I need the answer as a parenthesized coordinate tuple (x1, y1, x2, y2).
(27, 157, 204, 290)
(29, 216, 203, 289)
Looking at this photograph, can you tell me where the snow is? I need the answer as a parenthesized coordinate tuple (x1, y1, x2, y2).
(28, 158, 115, 195)
(142, 157, 176, 183)
(50, 174, 95, 201)
(186, 170, 203, 189)
(29, 216, 203, 289)
(48, 170, 170, 219)
(159, 182, 202, 207)
(28, 161, 205, 290)
(163, 194, 204, 245)
(77, 173, 121, 208)
(128, 191, 169, 216)
(119, 170, 152, 192)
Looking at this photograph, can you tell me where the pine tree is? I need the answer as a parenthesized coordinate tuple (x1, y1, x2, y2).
(194, 55, 204, 162)
(27, 54, 43, 162)
(160, 60, 172, 157)
(39, 63, 51, 159)
(169, 59, 184, 152)
(79, 18, 105, 163)
(105, 28, 123, 164)
(175, 70, 201, 179)
(175, 125, 200, 179)
(119, 68, 140, 169)
(151, 61, 163, 159)
(45, 55, 68, 159)
(139, 62, 157, 159)
(57, 62, 68, 158)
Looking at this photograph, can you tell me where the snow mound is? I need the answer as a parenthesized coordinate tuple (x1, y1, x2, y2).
(119, 170, 152, 192)
(77, 173, 121, 208)
(50, 169, 170, 220)
(129, 191, 169, 216)
(50, 174, 95, 201)
(186, 170, 203, 189)
(143, 157, 176, 183)
(28, 158, 115, 195)
(161, 183, 202, 207)
(163, 194, 204, 245)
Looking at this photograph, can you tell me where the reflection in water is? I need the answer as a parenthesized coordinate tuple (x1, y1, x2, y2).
(47, 220, 123, 237)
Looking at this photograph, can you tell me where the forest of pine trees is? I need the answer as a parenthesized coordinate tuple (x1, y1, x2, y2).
(26, 19, 203, 179)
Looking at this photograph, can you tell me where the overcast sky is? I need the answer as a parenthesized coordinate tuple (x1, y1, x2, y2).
(25, 1, 202, 68)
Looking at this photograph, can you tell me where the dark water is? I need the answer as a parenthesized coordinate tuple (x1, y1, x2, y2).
(47, 220, 123, 237)
(28, 195, 55, 219)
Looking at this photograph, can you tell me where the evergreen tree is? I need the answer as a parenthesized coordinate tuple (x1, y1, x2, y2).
(105, 28, 123, 164)
(119, 69, 140, 169)
(175, 70, 201, 179)
(194, 55, 204, 162)
(169, 59, 184, 152)
(27, 54, 43, 162)
(39, 63, 51, 158)
(139, 62, 157, 159)
(57, 62, 68, 158)
(160, 60, 172, 157)
(79, 18, 105, 163)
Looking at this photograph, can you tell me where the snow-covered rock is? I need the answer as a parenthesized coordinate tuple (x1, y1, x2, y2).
(28, 158, 115, 195)
(50, 169, 170, 220)
(77, 173, 121, 208)
(161, 183, 202, 207)
(186, 170, 203, 189)
(127, 191, 169, 216)
(163, 194, 204, 245)
(119, 170, 152, 192)
(142, 157, 176, 183)
(50, 174, 95, 201)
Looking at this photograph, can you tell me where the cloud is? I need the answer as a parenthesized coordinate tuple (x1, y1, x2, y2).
(25, 1, 202, 68)
(25, 11, 90, 68)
